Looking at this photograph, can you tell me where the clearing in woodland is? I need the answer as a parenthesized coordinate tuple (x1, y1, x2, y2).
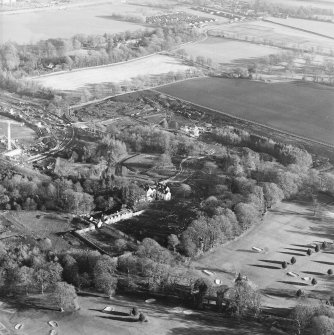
(0, 2, 150, 44)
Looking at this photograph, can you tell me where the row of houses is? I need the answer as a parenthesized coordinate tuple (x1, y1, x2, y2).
(146, 12, 216, 27)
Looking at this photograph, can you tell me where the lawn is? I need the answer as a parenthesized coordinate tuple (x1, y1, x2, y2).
(211, 21, 334, 53)
(182, 37, 279, 65)
(195, 198, 334, 310)
(156, 77, 334, 145)
(33, 55, 195, 91)
(0, 2, 150, 44)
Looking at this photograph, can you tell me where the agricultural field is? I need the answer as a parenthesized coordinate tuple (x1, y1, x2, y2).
(211, 21, 334, 53)
(33, 55, 196, 92)
(267, 17, 334, 39)
(242, 0, 334, 10)
(156, 77, 334, 145)
(196, 198, 334, 310)
(181, 37, 279, 65)
(0, 2, 152, 44)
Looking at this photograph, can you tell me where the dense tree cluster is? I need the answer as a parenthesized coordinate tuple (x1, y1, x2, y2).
(212, 126, 313, 168)
(117, 238, 200, 297)
(0, 241, 62, 295)
(0, 163, 146, 213)
(174, 127, 319, 257)
(0, 70, 54, 99)
(0, 25, 201, 98)
(291, 302, 334, 335)
(0, 26, 201, 77)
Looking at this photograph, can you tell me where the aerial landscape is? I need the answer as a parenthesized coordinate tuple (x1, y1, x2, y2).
(0, 0, 334, 334)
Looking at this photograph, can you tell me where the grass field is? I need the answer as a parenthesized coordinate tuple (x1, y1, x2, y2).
(242, 0, 334, 10)
(267, 17, 334, 39)
(196, 198, 334, 310)
(156, 77, 334, 145)
(212, 21, 334, 53)
(0, 293, 275, 335)
(0, 2, 150, 44)
(181, 37, 279, 65)
(34, 55, 195, 91)
(0, 117, 35, 145)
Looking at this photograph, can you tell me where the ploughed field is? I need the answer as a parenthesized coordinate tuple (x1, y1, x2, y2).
(156, 77, 334, 145)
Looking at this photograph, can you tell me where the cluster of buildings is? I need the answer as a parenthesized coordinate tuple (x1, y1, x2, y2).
(192, 6, 247, 22)
(144, 182, 171, 202)
(146, 12, 216, 27)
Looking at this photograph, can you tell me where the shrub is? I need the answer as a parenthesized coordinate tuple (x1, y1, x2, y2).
(296, 289, 304, 297)
(311, 278, 317, 285)
(307, 249, 312, 256)
(282, 261, 288, 269)
(139, 312, 148, 322)
(130, 307, 139, 316)
(315, 245, 320, 252)
(328, 269, 333, 275)
(291, 257, 296, 264)
(322, 241, 328, 249)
